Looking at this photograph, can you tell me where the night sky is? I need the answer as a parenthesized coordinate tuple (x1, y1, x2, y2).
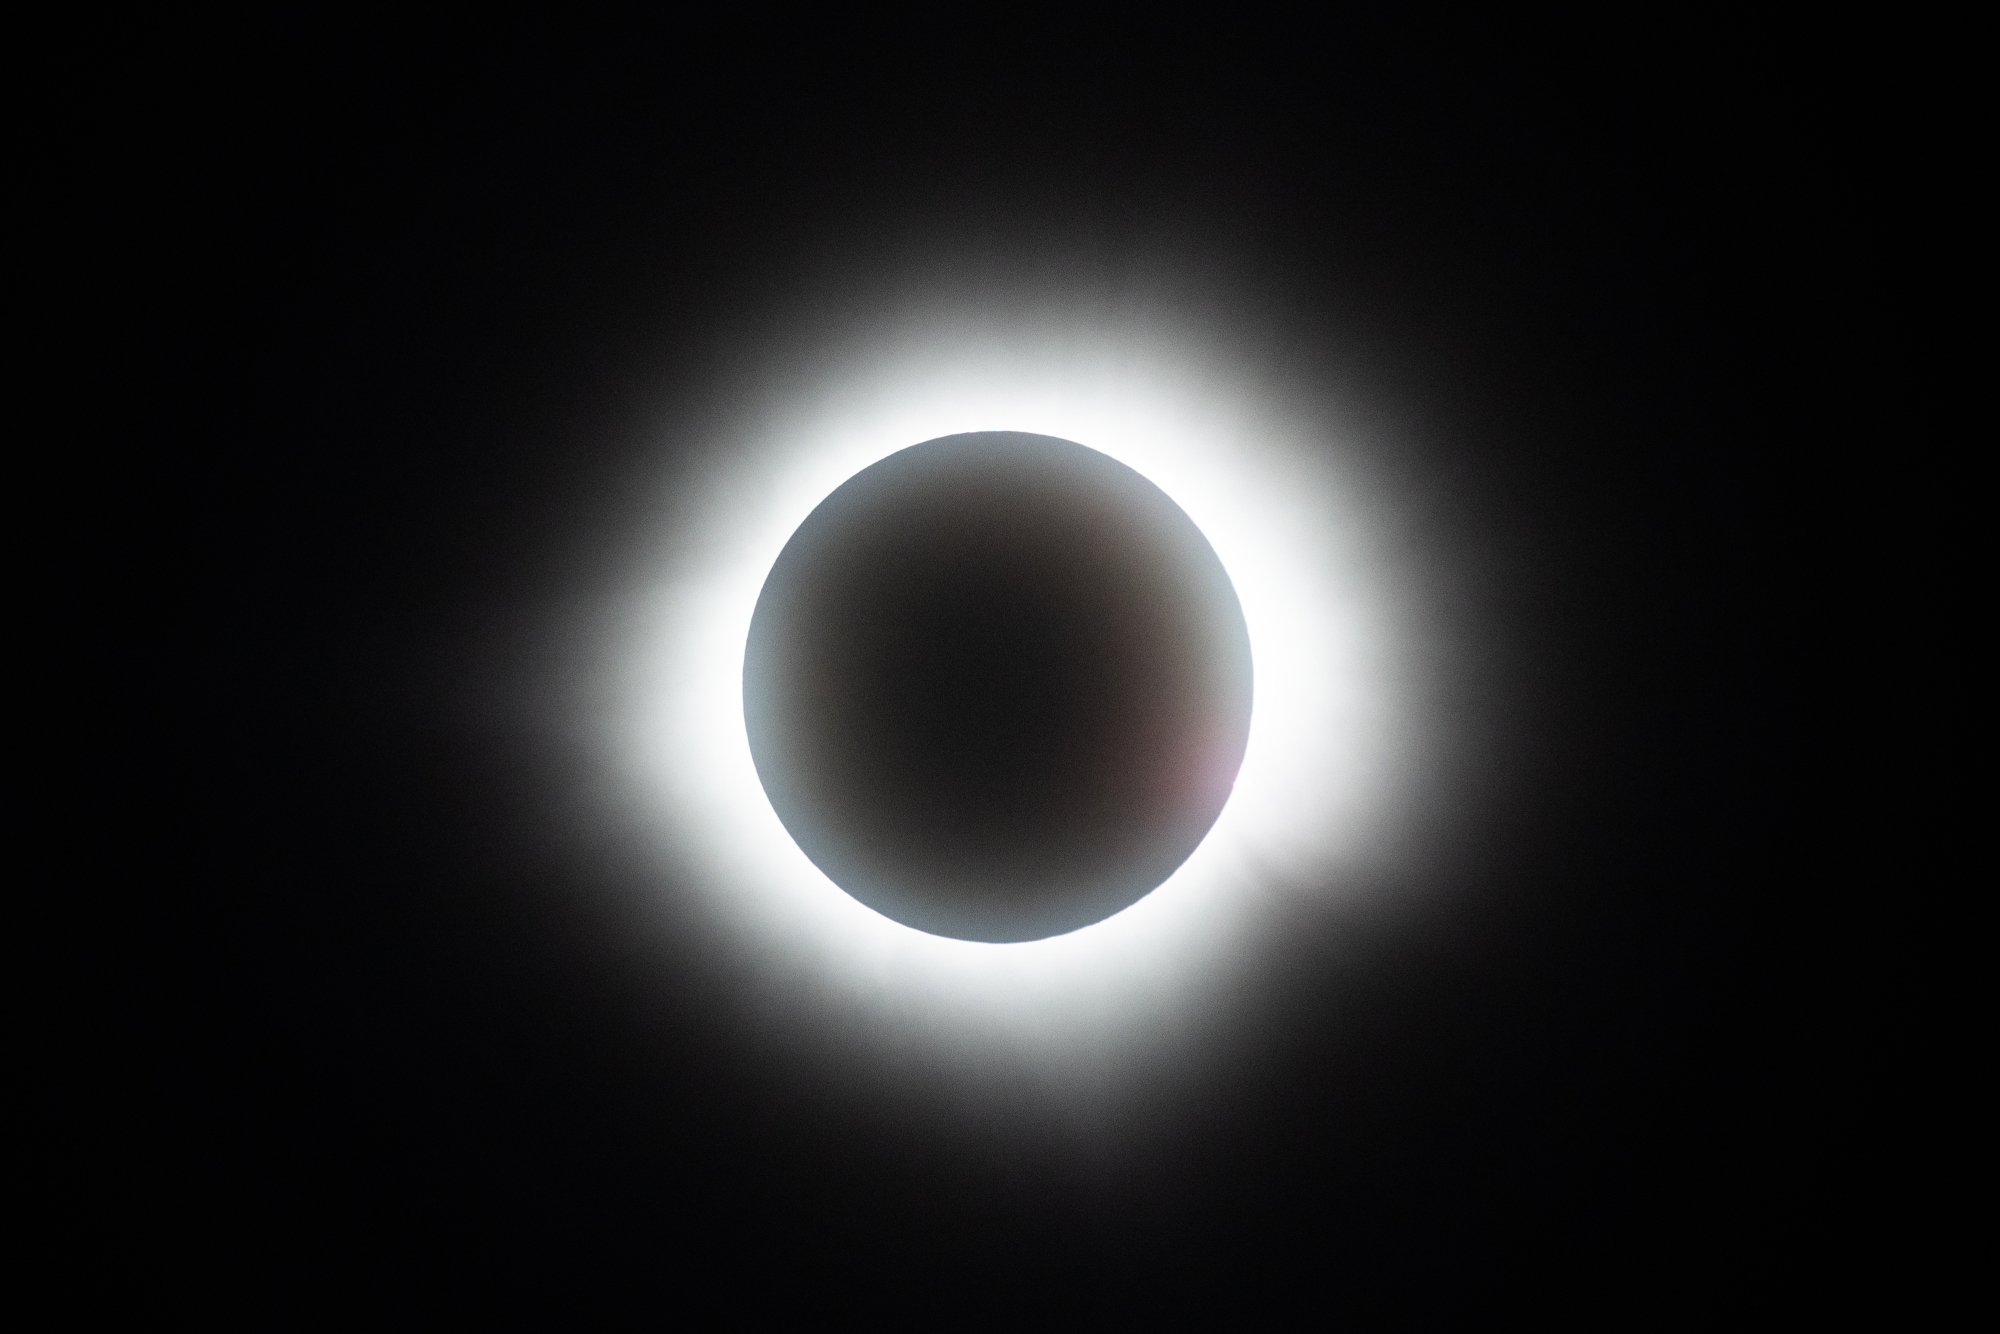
(52, 12, 1908, 1324)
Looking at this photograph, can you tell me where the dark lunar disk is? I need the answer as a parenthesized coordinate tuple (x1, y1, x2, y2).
(744, 431, 1253, 942)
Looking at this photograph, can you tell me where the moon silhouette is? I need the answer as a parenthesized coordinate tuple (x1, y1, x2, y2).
(744, 431, 1253, 942)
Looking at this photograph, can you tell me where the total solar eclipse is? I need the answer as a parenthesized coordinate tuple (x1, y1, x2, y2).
(743, 431, 1254, 943)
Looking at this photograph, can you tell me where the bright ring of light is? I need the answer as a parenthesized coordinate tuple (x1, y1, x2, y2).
(608, 311, 1417, 1083)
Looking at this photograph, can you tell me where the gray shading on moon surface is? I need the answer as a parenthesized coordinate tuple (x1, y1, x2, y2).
(744, 431, 1254, 942)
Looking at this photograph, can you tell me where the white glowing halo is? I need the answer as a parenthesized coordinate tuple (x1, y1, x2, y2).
(612, 321, 1407, 1067)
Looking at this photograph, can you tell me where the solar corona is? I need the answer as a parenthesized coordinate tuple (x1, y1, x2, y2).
(610, 320, 1413, 1076)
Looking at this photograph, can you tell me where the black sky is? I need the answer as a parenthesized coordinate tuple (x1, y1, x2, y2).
(50, 11, 1909, 1325)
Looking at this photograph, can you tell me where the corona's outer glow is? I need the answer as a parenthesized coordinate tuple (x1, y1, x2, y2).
(597, 305, 1429, 1102)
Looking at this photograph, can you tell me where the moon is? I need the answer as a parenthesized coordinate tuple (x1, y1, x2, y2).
(743, 431, 1254, 942)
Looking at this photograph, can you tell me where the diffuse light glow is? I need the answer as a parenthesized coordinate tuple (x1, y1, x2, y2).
(599, 304, 1426, 1094)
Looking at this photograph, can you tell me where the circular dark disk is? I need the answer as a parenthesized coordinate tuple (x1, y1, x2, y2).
(743, 431, 1253, 942)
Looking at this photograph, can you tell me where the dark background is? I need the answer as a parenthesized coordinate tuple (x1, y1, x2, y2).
(51, 10, 1909, 1325)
